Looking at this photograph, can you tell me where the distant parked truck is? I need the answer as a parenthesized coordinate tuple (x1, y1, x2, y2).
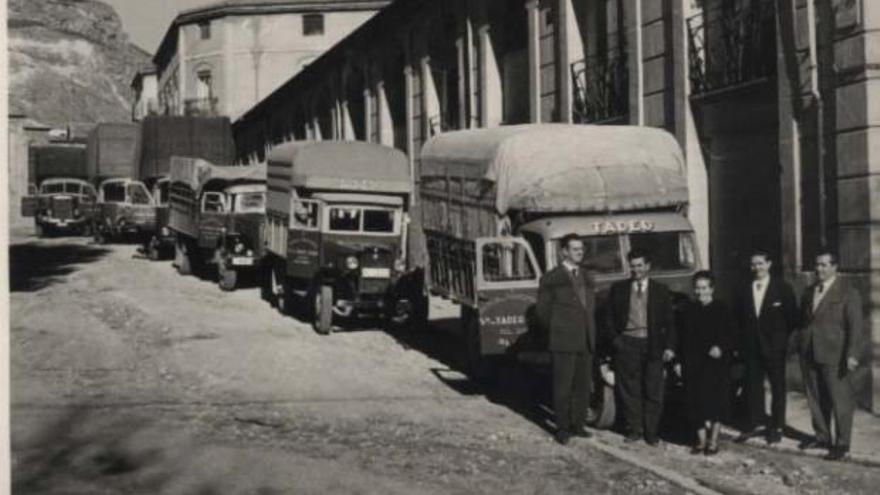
(264, 142, 423, 334)
(138, 116, 237, 260)
(87, 122, 157, 244)
(168, 157, 267, 291)
(21, 143, 96, 237)
(416, 124, 701, 399)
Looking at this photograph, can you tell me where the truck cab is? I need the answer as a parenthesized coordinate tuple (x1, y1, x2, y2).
(27, 178, 96, 236)
(93, 178, 157, 243)
(265, 141, 417, 335)
(142, 177, 175, 260)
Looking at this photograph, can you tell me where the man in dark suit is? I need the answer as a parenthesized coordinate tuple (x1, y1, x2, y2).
(798, 250, 864, 461)
(735, 250, 798, 444)
(536, 233, 597, 445)
(603, 248, 674, 445)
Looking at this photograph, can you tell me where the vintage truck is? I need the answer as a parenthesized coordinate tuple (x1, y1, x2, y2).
(168, 157, 267, 291)
(87, 122, 157, 244)
(264, 141, 421, 334)
(138, 116, 237, 260)
(416, 124, 701, 426)
(21, 143, 96, 236)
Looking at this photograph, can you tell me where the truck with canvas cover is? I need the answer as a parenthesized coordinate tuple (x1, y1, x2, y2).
(22, 143, 95, 236)
(87, 122, 156, 243)
(168, 157, 267, 291)
(265, 141, 421, 335)
(138, 116, 236, 260)
(418, 124, 701, 425)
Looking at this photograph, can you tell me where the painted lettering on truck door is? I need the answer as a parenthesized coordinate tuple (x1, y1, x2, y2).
(475, 237, 541, 355)
(287, 199, 321, 279)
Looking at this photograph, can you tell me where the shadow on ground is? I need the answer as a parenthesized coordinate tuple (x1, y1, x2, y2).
(9, 241, 111, 292)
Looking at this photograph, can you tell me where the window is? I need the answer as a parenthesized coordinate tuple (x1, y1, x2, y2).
(102, 182, 126, 203)
(199, 20, 211, 40)
(196, 70, 213, 99)
(202, 192, 226, 213)
(329, 207, 361, 232)
(234, 192, 266, 213)
(628, 232, 697, 272)
(128, 183, 152, 205)
(42, 183, 63, 194)
(363, 209, 395, 233)
(481, 241, 536, 282)
(560, 235, 624, 275)
(64, 183, 81, 194)
(303, 14, 324, 36)
(292, 199, 319, 229)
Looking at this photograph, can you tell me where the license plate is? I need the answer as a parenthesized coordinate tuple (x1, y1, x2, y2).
(231, 257, 253, 266)
(361, 267, 390, 278)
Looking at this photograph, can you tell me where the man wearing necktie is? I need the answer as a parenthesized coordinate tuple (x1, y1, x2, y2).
(536, 233, 597, 445)
(798, 251, 864, 461)
(735, 249, 798, 444)
(603, 248, 675, 445)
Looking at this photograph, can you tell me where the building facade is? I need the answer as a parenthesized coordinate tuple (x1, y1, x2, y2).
(150, 0, 390, 121)
(233, 0, 880, 409)
(131, 65, 159, 121)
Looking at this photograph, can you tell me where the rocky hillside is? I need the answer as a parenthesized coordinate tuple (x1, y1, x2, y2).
(7, 0, 151, 125)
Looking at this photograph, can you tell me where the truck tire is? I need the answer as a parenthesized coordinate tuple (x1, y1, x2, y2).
(147, 236, 161, 261)
(464, 309, 497, 385)
(313, 285, 333, 335)
(217, 261, 237, 291)
(271, 267, 291, 315)
(587, 383, 616, 430)
(175, 240, 191, 275)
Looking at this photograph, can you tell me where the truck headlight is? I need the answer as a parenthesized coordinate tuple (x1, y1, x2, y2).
(393, 258, 407, 272)
(161, 227, 170, 236)
(47, 209, 53, 216)
(234, 242, 245, 254)
(345, 255, 359, 270)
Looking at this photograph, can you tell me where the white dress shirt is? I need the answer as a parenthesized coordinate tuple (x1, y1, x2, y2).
(752, 277, 770, 317)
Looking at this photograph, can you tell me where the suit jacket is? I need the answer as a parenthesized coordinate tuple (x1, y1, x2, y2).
(603, 278, 674, 359)
(535, 264, 596, 353)
(736, 277, 798, 360)
(799, 278, 864, 366)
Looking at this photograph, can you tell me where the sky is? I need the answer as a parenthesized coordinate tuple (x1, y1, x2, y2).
(103, 0, 214, 53)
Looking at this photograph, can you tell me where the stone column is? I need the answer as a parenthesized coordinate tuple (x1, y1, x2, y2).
(526, 0, 542, 123)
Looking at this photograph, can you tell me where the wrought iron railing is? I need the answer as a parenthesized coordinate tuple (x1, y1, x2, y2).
(687, 0, 776, 95)
(184, 97, 219, 117)
(571, 50, 629, 123)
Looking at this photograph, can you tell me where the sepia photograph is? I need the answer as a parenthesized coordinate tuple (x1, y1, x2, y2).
(5, 0, 880, 493)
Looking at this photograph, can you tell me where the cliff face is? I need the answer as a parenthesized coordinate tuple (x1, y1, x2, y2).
(7, 0, 152, 125)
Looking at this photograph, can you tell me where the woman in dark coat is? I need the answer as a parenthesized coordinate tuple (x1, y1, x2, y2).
(677, 270, 735, 454)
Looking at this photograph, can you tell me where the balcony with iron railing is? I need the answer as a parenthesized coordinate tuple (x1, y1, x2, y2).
(571, 50, 629, 124)
(687, 0, 777, 96)
(184, 97, 220, 117)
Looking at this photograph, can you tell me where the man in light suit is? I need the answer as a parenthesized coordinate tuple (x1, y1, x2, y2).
(536, 233, 597, 445)
(735, 250, 798, 444)
(798, 250, 864, 461)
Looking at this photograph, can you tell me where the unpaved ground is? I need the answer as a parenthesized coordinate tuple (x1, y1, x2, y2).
(9, 233, 880, 494)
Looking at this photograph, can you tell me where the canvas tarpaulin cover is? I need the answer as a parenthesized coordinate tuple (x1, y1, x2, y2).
(31, 144, 88, 183)
(267, 141, 412, 196)
(170, 156, 266, 192)
(139, 116, 235, 181)
(418, 124, 688, 238)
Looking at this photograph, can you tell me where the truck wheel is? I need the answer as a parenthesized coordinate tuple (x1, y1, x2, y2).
(587, 384, 616, 430)
(81, 223, 92, 237)
(175, 240, 191, 275)
(147, 236, 161, 261)
(271, 267, 291, 315)
(464, 310, 497, 385)
(313, 285, 333, 335)
(93, 226, 108, 245)
(218, 261, 237, 291)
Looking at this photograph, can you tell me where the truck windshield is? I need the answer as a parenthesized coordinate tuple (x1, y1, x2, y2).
(103, 183, 126, 203)
(327, 206, 397, 234)
(234, 192, 266, 213)
(64, 183, 81, 194)
(128, 183, 152, 205)
(41, 184, 64, 194)
(551, 235, 623, 274)
(629, 232, 697, 272)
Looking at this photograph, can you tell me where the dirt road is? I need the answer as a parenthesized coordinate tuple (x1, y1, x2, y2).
(9, 232, 880, 494)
